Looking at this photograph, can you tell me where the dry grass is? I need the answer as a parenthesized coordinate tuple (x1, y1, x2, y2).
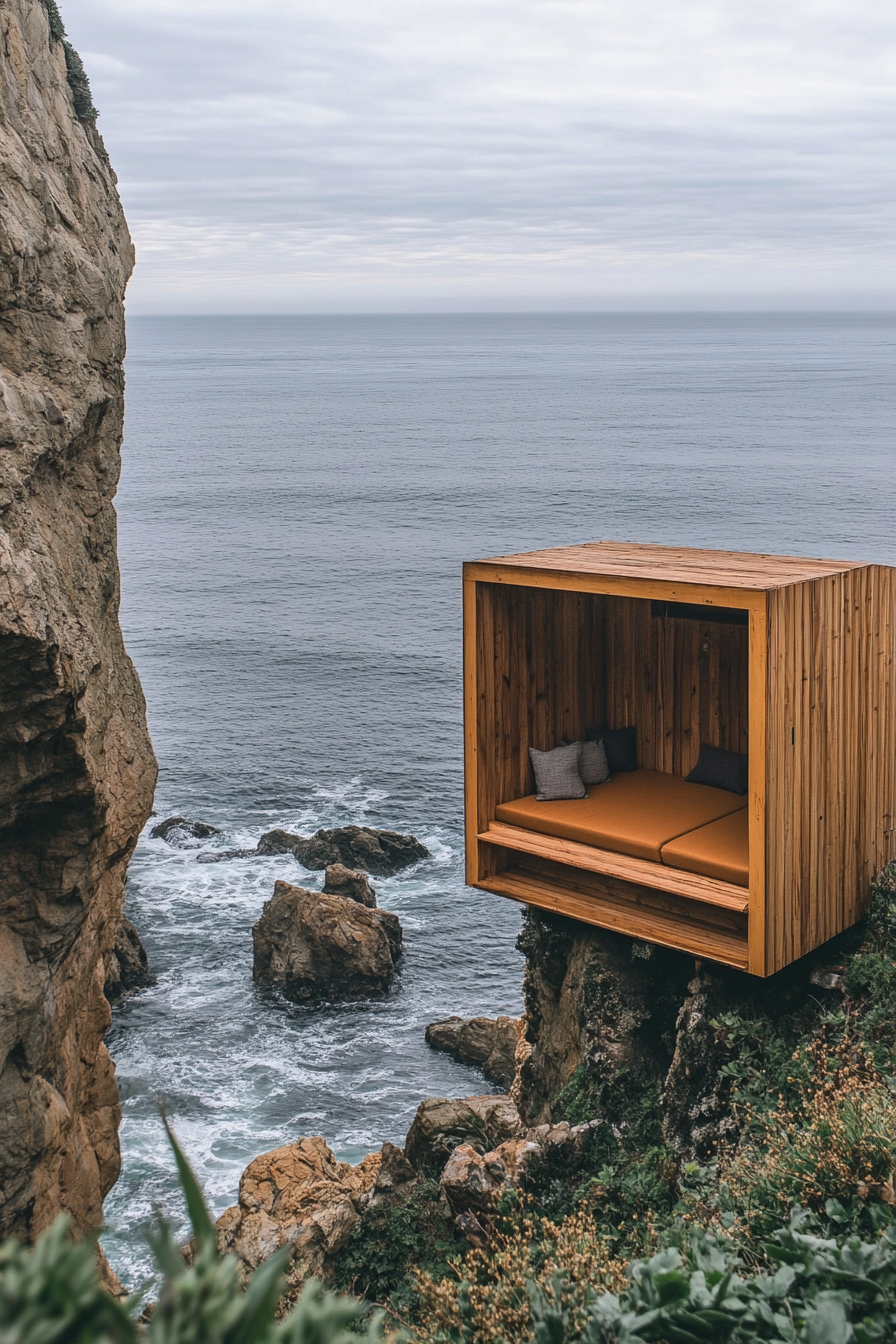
(724, 1032, 896, 1230)
(412, 1205, 627, 1344)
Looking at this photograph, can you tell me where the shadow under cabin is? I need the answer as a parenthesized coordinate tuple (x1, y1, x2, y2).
(463, 541, 896, 977)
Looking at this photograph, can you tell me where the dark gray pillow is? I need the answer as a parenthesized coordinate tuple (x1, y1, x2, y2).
(579, 738, 610, 785)
(587, 725, 638, 773)
(529, 743, 586, 801)
(686, 744, 748, 795)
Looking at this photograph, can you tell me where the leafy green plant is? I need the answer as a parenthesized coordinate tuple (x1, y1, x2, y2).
(334, 1177, 465, 1318)
(0, 1118, 384, 1344)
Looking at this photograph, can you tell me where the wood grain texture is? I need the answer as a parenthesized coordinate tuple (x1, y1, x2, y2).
(478, 862, 749, 969)
(747, 601, 768, 975)
(480, 822, 749, 911)
(764, 566, 896, 974)
(472, 541, 865, 589)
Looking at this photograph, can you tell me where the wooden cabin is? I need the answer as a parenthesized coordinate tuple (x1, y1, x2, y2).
(463, 542, 896, 976)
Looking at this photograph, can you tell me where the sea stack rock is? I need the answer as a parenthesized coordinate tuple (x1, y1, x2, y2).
(0, 1, 156, 1241)
(252, 880, 402, 1002)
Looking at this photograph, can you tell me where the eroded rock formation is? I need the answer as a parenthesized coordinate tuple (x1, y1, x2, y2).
(215, 1137, 413, 1310)
(252, 880, 402, 1002)
(0, 0, 156, 1239)
(514, 909, 857, 1158)
(425, 1014, 522, 1089)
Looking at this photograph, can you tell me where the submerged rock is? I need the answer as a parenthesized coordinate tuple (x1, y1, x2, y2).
(301, 825, 429, 875)
(256, 829, 306, 857)
(322, 863, 377, 907)
(256, 825, 428, 876)
(425, 1015, 522, 1089)
(150, 816, 221, 848)
(215, 1136, 382, 1306)
(252, 881, 402, 1003)
(196, 848, 257, 864)
(104, 918, 154, 1002)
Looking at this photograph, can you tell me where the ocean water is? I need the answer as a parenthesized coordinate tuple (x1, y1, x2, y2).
(103, 312, 895, 1285)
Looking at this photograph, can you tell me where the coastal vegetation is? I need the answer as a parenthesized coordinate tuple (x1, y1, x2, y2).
(9, 863, 896, 1339)
(41, 0, 99, 120)
(347, 858, 896, 1339)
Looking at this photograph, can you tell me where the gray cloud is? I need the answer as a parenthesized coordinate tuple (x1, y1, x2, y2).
(63, 0, 896, 310)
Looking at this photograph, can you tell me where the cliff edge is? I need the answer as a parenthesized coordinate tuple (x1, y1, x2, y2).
(0, 0, 156, 1239)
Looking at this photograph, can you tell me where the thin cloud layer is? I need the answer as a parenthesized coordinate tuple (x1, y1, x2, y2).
(64, 0, 896, 310)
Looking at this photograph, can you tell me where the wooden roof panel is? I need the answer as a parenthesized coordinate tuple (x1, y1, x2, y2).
(472, 541, 866, 590)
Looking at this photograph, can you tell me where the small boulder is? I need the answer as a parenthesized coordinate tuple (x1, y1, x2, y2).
(104, 917, 154, 1002)
(425, 1015, 522, 1089)
(322, 863, 377, 907)
(215, 1136, 381, 1306)
(372, 1142, 416, 1196)
(151, 816, 222, 848)
(404, 1094, 522, 1172)
(441, 1137, 541, 1216)
(252, 881, 401, 1003)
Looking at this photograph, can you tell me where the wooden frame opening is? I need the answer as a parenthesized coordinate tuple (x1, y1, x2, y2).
(464, 543, 896, 977)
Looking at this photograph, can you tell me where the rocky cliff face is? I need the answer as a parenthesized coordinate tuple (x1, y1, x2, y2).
(513, 909, 854, 1158)
(0, 0, 156, 1239)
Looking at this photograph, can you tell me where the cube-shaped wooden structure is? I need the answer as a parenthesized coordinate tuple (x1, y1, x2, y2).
(464, 542, 896, 976)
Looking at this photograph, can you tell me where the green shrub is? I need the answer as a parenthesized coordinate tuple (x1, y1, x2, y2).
(0, 1120, 383, 1344)
(41, 0, 99, 120)
(333, 1177, 465, 1317)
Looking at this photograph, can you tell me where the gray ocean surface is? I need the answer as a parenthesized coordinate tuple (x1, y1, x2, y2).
(104, 312, 895, 1284)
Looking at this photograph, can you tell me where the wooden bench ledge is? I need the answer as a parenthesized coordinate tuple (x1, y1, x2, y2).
(479, 821, 749, 914)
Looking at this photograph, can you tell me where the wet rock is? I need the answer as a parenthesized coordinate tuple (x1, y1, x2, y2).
(252, 881, 402, 1003)
(322, 864, 377, 908)
(104, 918, 154, 1003)
(425, 1015, 522, 1088)
(441, 1138, 541, 1216)
(404, 1094, 522, 1172)
(256, 829, 307, 857)
(196, 848, 257, 864)
(150, 816, 222, 848)
(215, 1136, 381, 1307)
(298, 825, 429, 876)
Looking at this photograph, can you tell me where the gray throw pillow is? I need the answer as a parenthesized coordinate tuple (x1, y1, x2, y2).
(579, 738, 610, 785)
(529, 742, 586, 801)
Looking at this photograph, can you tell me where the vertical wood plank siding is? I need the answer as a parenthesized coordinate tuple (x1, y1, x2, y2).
(764, 567, 896, 974)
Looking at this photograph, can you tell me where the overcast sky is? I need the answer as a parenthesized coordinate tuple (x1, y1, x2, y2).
(63, 0, 895, 312)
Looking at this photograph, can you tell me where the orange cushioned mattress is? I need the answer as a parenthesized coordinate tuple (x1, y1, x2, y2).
(660, 807, 748, 887)
(494, 769, 746, 867)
